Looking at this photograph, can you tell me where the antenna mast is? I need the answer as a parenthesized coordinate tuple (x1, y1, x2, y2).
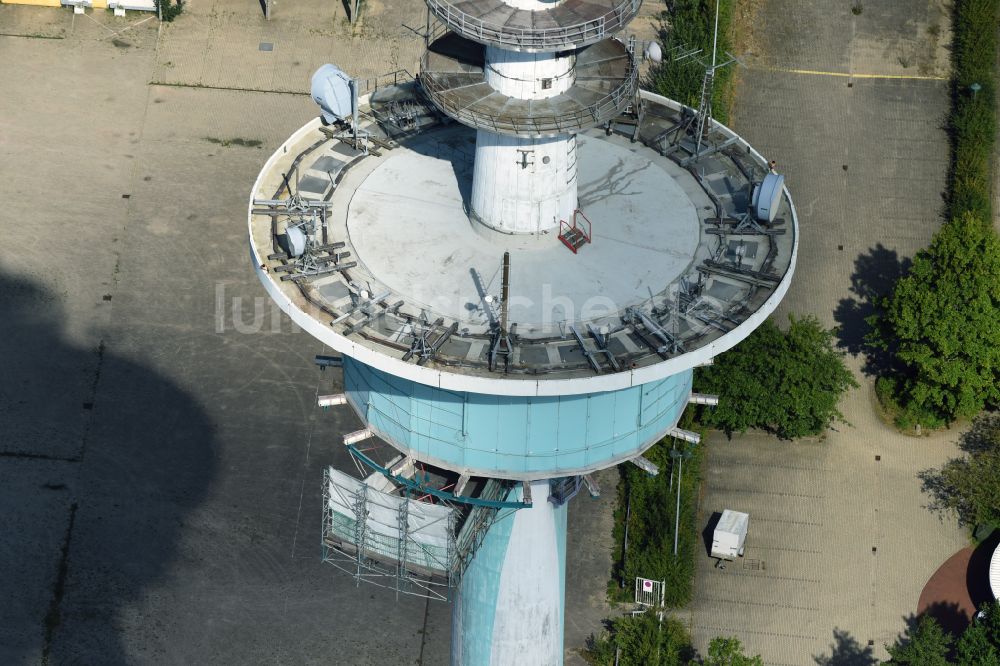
(674, 0, 737, 160)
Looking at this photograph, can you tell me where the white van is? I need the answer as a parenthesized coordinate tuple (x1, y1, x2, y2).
(711, 510, 749, 561)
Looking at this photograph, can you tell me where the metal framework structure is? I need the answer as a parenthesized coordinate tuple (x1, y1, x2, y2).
(666, 0, 739, 161)
(322, 466, 455, 601)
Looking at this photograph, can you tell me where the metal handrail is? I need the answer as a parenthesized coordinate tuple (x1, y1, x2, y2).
(425, 0, 641, 51)
(352, 69, 416, 98)
(419, 45, 637, 136)
(574, 208, 592, 241)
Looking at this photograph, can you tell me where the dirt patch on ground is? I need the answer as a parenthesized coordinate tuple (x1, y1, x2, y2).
(730, 0, 764, 119)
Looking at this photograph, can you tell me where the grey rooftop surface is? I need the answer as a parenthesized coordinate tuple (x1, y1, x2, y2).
(420, 33, 636, 137)
(426, 0, 642, 52)
(248, 84, 796, 388)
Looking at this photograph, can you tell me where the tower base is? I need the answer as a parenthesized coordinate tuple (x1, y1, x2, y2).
(470, 130, 577, 235)
(452, 480, 567, 666)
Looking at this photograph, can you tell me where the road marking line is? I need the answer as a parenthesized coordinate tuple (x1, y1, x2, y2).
(759, 66, 947, 81)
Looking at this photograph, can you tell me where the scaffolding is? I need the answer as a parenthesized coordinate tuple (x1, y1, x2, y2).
(323, 467, 455, 600)
(322, 448, 529, 600)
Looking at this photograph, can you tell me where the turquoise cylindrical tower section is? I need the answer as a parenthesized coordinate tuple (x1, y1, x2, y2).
(343, 357, 693, 479)
(453, 480, 567, 666)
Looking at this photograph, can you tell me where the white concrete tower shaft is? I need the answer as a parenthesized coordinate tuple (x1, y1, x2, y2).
(470, 46, 578, 236)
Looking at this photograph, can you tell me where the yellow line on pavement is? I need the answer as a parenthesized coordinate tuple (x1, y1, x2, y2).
(761, 66, 947, 81)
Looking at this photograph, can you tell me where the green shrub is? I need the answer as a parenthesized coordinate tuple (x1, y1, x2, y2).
(585, 612, 695, 666)
(156, 0, 183, 22)
(610, 428, 703, 608)
(696, 316, 858, 439)
(947, 0, 998, 220)
(921, 414, 1000, 530)
(649, 0, 734, 124)
(704, 637, 764, 666)
(885, 615, 952, 665)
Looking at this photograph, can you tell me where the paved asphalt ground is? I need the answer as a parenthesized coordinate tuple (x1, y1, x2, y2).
(0, 0, 644, 661)
(0, 2, 452, 664)
(689, 1, 969, 664)
(0, 0, 978, 664)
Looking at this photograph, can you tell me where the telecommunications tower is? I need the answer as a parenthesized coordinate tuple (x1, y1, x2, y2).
(248, 0, 797, 663)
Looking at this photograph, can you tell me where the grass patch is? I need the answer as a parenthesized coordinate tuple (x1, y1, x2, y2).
(872, 376, 926, 435)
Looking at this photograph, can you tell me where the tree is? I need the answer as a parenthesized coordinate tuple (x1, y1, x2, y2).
(921, 413, 1000, 529)
(956, 622, 1000, 666)
(155, 0, 184, 21)
(867, 213, 1000, 427)
(703, 637, 763, 666)
(957, 600, 1000, 666)
(885, 615, 952, 666)
(696, 316, 858, 439)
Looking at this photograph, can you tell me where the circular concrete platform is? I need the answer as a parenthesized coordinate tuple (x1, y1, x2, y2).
(248, 88, 798, 392)
(346, 128, 701, 332)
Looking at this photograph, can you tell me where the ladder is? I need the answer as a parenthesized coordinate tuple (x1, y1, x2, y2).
(557, 209, 592, 254)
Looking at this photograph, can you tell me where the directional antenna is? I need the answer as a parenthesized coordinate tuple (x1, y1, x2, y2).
(668, 43, 702, 63)
(310, 63, 367, 152)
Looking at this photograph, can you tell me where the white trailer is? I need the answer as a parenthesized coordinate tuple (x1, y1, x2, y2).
(711, 510, 749, 561)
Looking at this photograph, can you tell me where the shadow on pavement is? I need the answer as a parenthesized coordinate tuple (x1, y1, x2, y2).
(967, 530, 1000, 612)
(813, 627, 878, 666)
(922, 601, 972, 638)
(0, 270, 216, 665)
(919, 415, 1000, 528)
(701, 511, 722, 558)
(833, 244, 911, 376)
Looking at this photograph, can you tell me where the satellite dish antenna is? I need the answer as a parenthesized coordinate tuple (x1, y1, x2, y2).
(285, 226, 307, 257)
(751, 172, 784, 223)
(644, 41, 663, 64)
(311, 64, 355, 125)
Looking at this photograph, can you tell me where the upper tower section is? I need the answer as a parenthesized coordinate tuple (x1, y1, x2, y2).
(425, 0, 642, 52)
(419, 0, 639, 138)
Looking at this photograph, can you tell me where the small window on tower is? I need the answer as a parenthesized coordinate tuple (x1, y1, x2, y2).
(541, 78, 553, 90)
